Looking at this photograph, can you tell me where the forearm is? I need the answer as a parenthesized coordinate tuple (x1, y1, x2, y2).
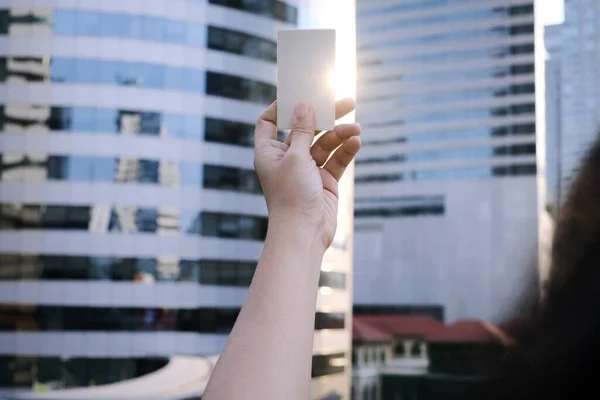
(203, 218, 325, 399)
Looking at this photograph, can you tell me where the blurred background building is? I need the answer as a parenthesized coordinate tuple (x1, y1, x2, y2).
(353, 0, 545, 323)
(555, 0, 600, 197)
(0, 1, 356, 398)
(544, 23, 562, 208)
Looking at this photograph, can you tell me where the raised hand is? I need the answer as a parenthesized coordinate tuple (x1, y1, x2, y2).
(254, 99, 361, 251)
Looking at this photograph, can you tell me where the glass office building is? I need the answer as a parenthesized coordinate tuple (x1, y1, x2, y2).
(354, 0, 545, 323)
(559, 0, 600, 191)
(0, 1, 356, 398)
(545, 23, 562, 207)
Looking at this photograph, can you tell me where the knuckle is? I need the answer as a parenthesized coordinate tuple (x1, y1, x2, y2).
(292, 122, 314, 136)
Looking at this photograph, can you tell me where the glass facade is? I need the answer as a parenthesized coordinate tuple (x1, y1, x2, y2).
(1, 54, 275, 98)
(0, 204, 268, 240)
(355, 195, 445, 218)
(0, 155, 260, 193)
(0, 253, 347, 290)
(362, 123, 536, 146)
(205, 71, 276, 104)
(355, 164, 537, 184)
(52, 10, 205, 45)
(0, 105, 273, 145)
(361, 63, 535, 85)
(356, 143, 536, 165)
(360, 4, 533, 33)
(357, 0, 537, 184)
(360, 84, 536, 105)
(361, 24, 534, 50)
(204, 117, 255, 147)
(0, 305, 345, 333)
(558, 0, 600, 194)
(208, 26, 277, 62)
(0, 0, 353, 396)
(365, 103, 535, 128)
(208, 0, 298, 24)
(0, 105, 201, 137)
(360, 43, 534, 66)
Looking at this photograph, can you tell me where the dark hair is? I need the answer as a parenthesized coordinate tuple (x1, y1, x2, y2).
(489, 133, 600, 398)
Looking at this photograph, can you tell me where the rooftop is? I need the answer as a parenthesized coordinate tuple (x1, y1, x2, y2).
(354, 315, 520, 345)
(353, 314, 444, 341)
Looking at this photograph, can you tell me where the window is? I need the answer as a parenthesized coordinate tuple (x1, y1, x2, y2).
(360, 2, 533, 27)
(493, 164, 537, 176)
(0, 305, 333, 334)
(361, 63, 535, 86)
(362, 23, 534, 51)
(0, 105, 206, 139)
(0, 204, 268, 239)
(204, 118, 255, 147)
(135, 208, 158, 232)
(355, 164, 538, 184)
(203, 165, 262, 194)
(355, 204, 444, 218)
(318, 271, 347, 290)
(315, 312, 345, 330)
(345, 124, 536, 147)
(0, 8, 51, 35)
(360, 83, 536, 108)
(208, 0, 298, 24)
(0, 255, 343, 289)
(0, 57, 47, 83)
(208, 26, 277, 63)
(44, 205, 90, 230)
(206, 71, 276, 104)
(50, 9, 206, 46)
(356, 142, 536, 165)
(137, 160, 160, 183)
(312, 353, 346, 378)
(201, 212, 267, 240)
(16, 57, 206, 93)
(362, 43, 535, 67)
(366, 102, 536, 129)
(1, 153, 215, 188)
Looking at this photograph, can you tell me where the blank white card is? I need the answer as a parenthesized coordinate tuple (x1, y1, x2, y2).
(277, 29, 336, 131)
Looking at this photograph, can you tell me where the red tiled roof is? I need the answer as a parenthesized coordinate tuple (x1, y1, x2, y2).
(352, 318, 392, 342)
(425, 319, 511, 344)
(353, 315, 444, 340)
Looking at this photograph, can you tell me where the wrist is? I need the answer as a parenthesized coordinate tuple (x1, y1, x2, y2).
(266, 214, 327, 256)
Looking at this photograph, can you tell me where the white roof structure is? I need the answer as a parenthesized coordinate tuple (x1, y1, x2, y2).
(9, 356, 218, 400)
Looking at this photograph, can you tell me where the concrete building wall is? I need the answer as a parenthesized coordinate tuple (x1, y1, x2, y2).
(354, 0, 543, 323)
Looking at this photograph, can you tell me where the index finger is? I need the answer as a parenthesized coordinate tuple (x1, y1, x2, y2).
(254, 101, 278, 144)
(334, 98, 356, 121)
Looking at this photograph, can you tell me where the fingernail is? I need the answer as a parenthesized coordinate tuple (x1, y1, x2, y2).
(295, 101, 310, 118)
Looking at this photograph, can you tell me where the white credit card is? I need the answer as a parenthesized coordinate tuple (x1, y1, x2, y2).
(277, 29, 336, 131)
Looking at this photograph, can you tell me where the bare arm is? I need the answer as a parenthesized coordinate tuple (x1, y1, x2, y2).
(203, 100, 361, 399)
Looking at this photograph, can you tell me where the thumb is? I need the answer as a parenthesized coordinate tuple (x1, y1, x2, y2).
(288, 101, 316, 154)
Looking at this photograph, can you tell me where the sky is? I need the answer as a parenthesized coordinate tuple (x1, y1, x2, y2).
(543, 0, 565, 25)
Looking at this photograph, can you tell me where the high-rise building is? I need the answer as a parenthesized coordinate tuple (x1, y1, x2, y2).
(559, 0, 600, 191)
(0, 1, 356, 398)
(545, 23, 562, 207)
(354, 0, 545, 323)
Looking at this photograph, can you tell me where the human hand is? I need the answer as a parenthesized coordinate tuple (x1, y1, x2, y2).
(254, 99, 361, 252)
